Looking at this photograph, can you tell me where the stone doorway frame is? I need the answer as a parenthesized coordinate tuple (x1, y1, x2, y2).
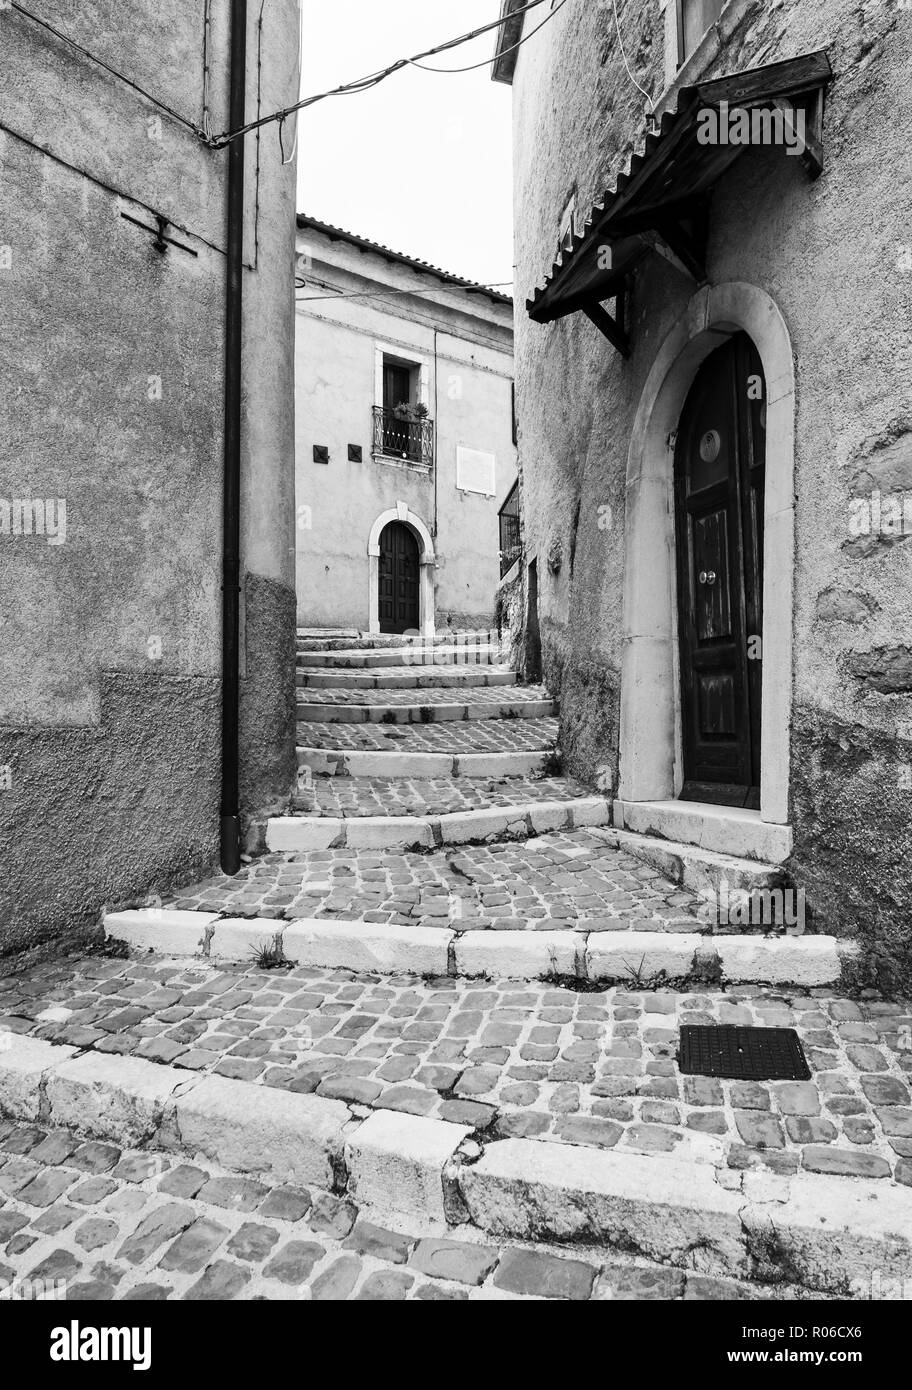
(367, 502, 436, 639)
(618, 281, 795, 825)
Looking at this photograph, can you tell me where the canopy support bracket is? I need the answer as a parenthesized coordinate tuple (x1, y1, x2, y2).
(583, 284, 629, 357)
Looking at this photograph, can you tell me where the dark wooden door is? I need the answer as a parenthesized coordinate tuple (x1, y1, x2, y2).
(378, 521, 420, 634)
(382, 363, 414, 458)
(674, 333, 765, 808)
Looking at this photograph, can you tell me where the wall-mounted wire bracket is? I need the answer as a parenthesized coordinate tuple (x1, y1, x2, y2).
(121, 212, 198, 257)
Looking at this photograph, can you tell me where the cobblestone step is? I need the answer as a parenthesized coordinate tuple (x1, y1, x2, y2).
(164, 827, 703, 929)
(0, 1114, 800, 1302)
(3, 1011, 909, 1297)
(300, 646, 502, 668)
(296, 666, 518, 689)
(295, 719, 560, 755)
(103, 909, 852, 986)
(296, 747, 558, 779)
(297, 630, 498, 652)
(295, 688, 556, 724)
(291, 774, 582, 817)
(266, 796, 611, 852)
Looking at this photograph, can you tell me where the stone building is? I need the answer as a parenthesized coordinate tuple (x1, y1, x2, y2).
(294, 214, 518, 636)
(494, 0, 912, 985)
(0, 1, 300, 957)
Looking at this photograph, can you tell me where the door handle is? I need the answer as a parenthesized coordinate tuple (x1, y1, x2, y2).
(698, 570, 717, 586)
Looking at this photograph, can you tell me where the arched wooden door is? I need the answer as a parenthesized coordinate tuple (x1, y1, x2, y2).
(378, 521, 420, 634)
(674, 332, 766, 808)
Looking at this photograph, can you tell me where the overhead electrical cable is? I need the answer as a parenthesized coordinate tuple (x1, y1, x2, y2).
(209, 0, 560, 146)
(410, 0, 569, 74)
(10, 1, 207, 137)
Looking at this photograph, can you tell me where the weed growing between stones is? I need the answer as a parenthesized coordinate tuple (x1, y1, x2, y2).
(249, 934, 288, 970)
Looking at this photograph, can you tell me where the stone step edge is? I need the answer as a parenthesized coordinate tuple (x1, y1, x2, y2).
(265, 796, 611, 852)
(295, 698, 556, 724)
(592, 826, 788, 900)
(297, 668, 518, 690)
(295, 748, 560, 778)
(300, 647, 502, 668)
(103, 911, 856, 987)
(297, 630, 498, 646)
(2, 1036, 905, 1294)
(614, 799, 792, 866)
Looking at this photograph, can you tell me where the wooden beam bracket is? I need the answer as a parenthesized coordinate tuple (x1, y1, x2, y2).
(583, 282, 629, 357)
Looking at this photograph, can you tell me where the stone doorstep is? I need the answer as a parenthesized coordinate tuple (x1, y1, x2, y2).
(296, 668, 518, 690)
(263, 796, 611, 852)
(295, 749, 558, 778)
(614, 799, 792, 866)
(2, 1037, 908, 1295)
(594, 826, 786, 902)
(295, 697, 556, 724)
(102, 910, 853, 987)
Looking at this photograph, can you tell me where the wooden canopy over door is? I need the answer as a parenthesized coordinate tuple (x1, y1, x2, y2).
(674, 333, 765, 808)
(525, 51, 831, 354)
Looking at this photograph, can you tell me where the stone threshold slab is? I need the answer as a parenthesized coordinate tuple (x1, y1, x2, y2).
(614, 799, 792, 865)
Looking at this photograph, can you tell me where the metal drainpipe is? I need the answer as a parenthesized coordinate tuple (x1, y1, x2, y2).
(220, 0, 248, 874)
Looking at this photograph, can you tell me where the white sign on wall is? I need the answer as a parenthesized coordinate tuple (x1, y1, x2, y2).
(456, 446, 496, 496)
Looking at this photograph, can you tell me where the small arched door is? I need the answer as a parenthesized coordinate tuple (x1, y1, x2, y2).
(674, 332, 766, 808)
(378, 521, 420, 634)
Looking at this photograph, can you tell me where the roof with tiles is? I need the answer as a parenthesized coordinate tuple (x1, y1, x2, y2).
(296, 213, 513, 308)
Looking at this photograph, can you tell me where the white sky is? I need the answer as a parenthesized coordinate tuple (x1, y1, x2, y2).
(295, 0, 515, 290)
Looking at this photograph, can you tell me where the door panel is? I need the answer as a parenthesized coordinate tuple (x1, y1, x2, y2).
(692, 509, 731, 641)
(378, 521, 420, 634)
(674, 334, 766, 807)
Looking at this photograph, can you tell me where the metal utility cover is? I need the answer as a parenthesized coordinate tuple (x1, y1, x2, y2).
(678, 1025, 811, 1081)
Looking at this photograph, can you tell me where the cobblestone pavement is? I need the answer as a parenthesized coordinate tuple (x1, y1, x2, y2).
(4, 957, 910, 1183)
(295, 718, 559, 753)
(297, 684, 552, 710)
(163, 830, 705, 931)
(292, 775, 592, 818)
(297, 630, 498, 651)
(0, 1116, 801, 1301)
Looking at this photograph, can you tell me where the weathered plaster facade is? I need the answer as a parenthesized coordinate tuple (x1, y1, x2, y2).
(295, 216, 517, 633)
(498, 0, 912, 986)
(0, 1, 300, 957)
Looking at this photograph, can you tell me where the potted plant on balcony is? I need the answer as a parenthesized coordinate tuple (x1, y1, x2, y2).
(391, 401, 428, 422)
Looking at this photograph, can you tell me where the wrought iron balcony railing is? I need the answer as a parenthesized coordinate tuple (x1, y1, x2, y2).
(372, 406, 434, 468)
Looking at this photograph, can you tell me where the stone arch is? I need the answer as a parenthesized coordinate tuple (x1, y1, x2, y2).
(618, 281, 795, 825)
(367, 503, 436, 637)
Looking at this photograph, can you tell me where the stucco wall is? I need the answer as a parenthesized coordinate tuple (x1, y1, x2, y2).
(295, 227, 517, 631)
(0, 1, 299, 957)
(509, 0, 912, 986)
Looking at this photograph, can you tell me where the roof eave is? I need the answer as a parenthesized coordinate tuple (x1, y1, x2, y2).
(295, 214, 513, 308)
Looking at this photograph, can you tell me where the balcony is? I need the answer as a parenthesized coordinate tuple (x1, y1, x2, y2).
(498, 479, 521, 577)
(372, 405, 434, 470)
